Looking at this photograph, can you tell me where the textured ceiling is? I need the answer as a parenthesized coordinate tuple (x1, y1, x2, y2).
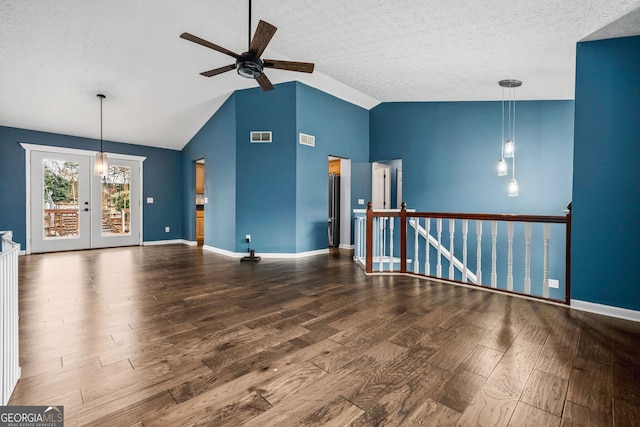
(1, 0, 639, 150)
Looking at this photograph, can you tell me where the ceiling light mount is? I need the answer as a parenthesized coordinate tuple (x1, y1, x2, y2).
(498, 79, 522, 89)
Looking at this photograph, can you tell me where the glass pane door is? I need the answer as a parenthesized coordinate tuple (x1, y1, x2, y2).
(31, 152, 91, 253)
(91, 158, 141, 248)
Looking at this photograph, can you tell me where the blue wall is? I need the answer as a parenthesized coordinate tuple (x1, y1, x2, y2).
(370, 101, 574, 215)
(0, 125, 182, 247)
(181, 95, 237, 249)
(234, 83, 298, 253)
(295, 82, 370, 252)
(369, 101, 574, 300)
(572, 36, 640, 311)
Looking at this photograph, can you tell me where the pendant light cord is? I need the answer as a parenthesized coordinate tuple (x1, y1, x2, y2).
(100, 95, 103, 152)
(511, 87, 516, 180)
(501, 87, 505, 158)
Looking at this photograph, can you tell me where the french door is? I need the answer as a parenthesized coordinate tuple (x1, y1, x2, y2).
(27, 146, 142, 253)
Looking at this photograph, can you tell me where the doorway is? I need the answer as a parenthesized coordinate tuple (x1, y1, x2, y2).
(328, 156, 351, 249)
(23, 144, 143, 253)
(195, 159, 205, 245)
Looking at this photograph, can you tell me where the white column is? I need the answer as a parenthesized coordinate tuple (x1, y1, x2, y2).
(507, 222, 514, 291)
(449, 219, 455, 280)
(524, 222, 531, 294)
(462, 220, 468, 282)
(414, 218, 419, 273)
(491, 221, 498, 288)
(543, 223, 550, 298)
(476, 220, 482, 285)
(436, 218, 443, 278)
(425, 218, 431, 276)
(389, 216, 395, 271)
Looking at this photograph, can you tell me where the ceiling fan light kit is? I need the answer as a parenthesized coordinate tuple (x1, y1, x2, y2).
(180, 0, 314, 91)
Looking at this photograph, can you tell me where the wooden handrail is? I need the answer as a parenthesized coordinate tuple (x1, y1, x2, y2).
(369, 209, 567, 224)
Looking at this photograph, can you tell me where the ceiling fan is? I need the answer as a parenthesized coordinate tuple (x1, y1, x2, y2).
(180, 0, 314, 91)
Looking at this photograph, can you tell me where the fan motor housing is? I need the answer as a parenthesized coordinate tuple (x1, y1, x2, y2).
(236, 53, 263, 79)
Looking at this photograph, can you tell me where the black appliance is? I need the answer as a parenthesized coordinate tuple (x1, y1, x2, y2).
(328, 173, 340, 248)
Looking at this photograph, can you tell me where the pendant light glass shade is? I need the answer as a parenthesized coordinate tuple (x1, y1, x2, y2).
(94, 94, 108, 176)
(497, 158, 508, 176)
(94, 151, 109, 175)
(504, 139, 514, 158)
(508, 178, 519, 197)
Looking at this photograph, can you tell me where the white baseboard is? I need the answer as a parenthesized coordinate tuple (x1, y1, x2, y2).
(202, 246, 330, 259)
(339, 244, 354, 250)
(202, 245, 244, 258)
(571, 299, 640, 323)
(143, 239, 192, 246)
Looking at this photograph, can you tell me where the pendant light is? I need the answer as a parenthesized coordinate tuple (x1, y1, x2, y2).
(94, 94, 109, 176)
(497, 79, 521, 196)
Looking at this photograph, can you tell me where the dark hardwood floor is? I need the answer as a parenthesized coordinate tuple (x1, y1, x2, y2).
(9, 245, 640, 426)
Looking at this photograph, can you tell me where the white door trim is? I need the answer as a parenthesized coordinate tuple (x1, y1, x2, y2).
(21, 143, 146, 254)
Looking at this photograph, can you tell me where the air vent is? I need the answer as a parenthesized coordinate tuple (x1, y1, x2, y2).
(250, 131, 272, 143)
(299, 133, 315, 147)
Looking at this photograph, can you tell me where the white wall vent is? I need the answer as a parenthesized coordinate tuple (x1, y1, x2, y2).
(250, 131, 272, 143)
(299, 133, 315, 147)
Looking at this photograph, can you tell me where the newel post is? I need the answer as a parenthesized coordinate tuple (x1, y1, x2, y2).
(366, 202, 373, 273)
(400, 202, 407, 273)
(565, 202, 572, 304)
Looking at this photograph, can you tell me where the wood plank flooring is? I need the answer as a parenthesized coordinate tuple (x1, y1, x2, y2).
(8, 245, 640, 426)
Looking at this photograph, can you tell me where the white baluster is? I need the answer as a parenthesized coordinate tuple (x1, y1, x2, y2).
(491, 221, 498, 288)
(449, 219, 455, 280)
(476, 221, 482, 285)
(543, 223, 550, 298)
(507, 222, 514, 291)
(524, 222, 531, 294)
(389, 217, 395, 272)
(425, 218, 431, 276)
(414, 218, 419, 273)
(378, 217, 384, 272)
(436, 218, 443, 277)
(462, 220, 468, 282)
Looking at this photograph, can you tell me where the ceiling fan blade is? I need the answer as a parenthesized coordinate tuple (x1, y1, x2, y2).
(256, 74, 274, 91)
(249, 20, 277, 57)
(263, 59, 314, 73)
(180, 32, 241, 59)
(200, 64, 236, 77)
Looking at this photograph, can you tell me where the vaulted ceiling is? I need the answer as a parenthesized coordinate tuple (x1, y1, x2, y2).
(1, 1, 639, 150)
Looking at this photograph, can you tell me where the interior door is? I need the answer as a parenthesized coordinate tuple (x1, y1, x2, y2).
(29, 149, 142, 253)
(372, 163, 391, 209)
(91, 158, 141, 248)
(30, 151, 92, 253)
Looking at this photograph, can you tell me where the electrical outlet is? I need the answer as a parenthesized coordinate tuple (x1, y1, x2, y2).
(165, 226, 170, 233)
(245, 234, 251, 243)
(146, 197, 154, 203)
(548, 279, 559, 289)
(358, 199, 365, 205)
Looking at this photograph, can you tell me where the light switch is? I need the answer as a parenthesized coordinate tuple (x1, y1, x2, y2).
(204, 197, 208, 204)
(146, 197, 154, 203)
(358, 199, 365, 205)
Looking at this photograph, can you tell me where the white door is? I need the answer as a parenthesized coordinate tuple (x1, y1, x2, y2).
(28, 148, 142, 253)
(372, 163, 391, 209)
(91, 158, 141, 248)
